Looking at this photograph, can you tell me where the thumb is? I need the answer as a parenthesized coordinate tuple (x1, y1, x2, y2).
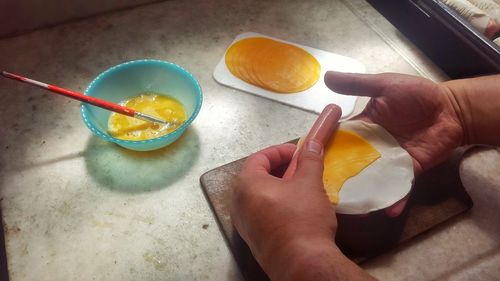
(324, 71, 389, 98)
(293, 139, 325, 185)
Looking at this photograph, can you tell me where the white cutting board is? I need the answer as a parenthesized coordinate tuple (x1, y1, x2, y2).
(213, 32, 365, 117)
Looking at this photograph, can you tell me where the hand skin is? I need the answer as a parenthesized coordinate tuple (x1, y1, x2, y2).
(231, 142, 375, 281)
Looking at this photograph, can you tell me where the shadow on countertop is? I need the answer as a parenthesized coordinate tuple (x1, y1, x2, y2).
(84, 127, 200, 193)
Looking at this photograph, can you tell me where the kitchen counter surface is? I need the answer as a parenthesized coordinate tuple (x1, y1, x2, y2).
(0, 0, 498, 280)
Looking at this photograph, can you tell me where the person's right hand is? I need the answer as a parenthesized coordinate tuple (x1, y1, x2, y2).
(324, 71, 464, 176)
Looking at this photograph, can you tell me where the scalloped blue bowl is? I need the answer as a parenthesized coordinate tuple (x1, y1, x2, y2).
(81, 60, 202, 151)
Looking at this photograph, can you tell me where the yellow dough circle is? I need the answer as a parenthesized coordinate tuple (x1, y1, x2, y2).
(323, 130, 381, 204)
(225, 37, 321, 93)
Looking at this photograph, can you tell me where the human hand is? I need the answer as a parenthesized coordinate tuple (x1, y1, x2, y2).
(231, 142, 338, 279)
(231, 140, 376, 280)
(230, 104, 378, 280)
(230, 104, 344, 280)
(324, 71, 464, 175)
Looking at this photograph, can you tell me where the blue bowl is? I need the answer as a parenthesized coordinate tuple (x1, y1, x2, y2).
(81, 59, 202, 151)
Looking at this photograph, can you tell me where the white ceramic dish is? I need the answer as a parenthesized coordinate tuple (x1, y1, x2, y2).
(213, 32, 365, 117)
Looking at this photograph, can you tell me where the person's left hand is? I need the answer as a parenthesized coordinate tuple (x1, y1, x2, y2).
(231, 141, 338, 279)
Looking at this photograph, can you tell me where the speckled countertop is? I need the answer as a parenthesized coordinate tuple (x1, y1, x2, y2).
(0, 0, 499, 280)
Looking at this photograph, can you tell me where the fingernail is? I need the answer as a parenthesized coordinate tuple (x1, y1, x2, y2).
(305, 140, 323, 154)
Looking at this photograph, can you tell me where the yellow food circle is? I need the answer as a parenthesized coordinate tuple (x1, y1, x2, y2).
(225, 37, 321, 93)
(323, 130, 381, 204)
(108, 93, 187, 141)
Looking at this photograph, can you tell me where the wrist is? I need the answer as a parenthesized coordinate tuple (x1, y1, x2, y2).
(261, 236, 338, 281)
(439, 82, 469, 146)
(260, 236, 375, 281)
(285, 238, 344, 281)
(440, 75, 500, 146)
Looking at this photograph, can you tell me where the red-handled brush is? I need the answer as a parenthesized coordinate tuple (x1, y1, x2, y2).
(1, 70, 171, 124)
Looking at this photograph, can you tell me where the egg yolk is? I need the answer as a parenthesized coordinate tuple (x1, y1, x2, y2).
(323, 130, 381, 204)
(225, 37, 321, 93)
(108, 93, 187, 141)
